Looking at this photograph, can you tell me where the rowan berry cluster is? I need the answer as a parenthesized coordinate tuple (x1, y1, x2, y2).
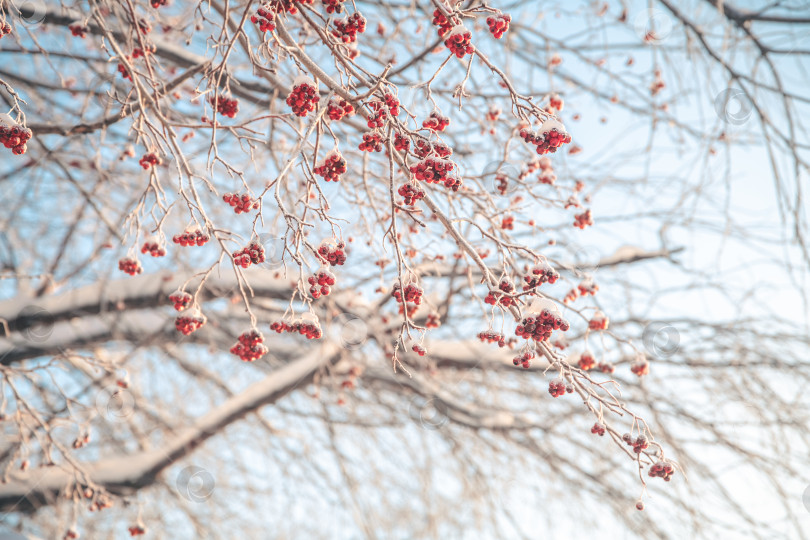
(175, 314, 206, 335)
(140, 239, 166, 257)
(270, 316, 322, 339)
(233, 242, 266, 268)
(209, 95, 239, 118)
(392, 282, 423, 305)
(0, 120, 32, 156)
(432, 8, 458, 37)
(118, 257, 143, 276)
(230, 330, 268, 362)
(410, 157, 460, 191)
(169, 291, 192, 311)
(591, 422, 606, 436)
(422, 112, 450, 132)
(648, 461, 675, 481)
(445, 25, 474, 58)
(131, 45, 156, 59)
(317, 240, 347, 266)
(118, 63, 132, 80)
(172, 229, 209, 247)
(578, 351, 596, 371)
(484, 279, 515, 307)
(327, 97, 354, 120)
(598, 361, 615, 374)
(426, 312, 441, 328)
(486, 12, 511, 39)
(139, 153, 160, 169)
(308, 269, 336, 299)
(69, 24, 88, 38)
(519, 123, 572, 155)
(501, 216, 514, 230)
(251, 4, 277, 33)
(548, 379, 573, 398)
(287, 78, 319, 117)
(477, 330, 506, 347)
(574, 209, 594, 229)
(548, 94, 564, 112)
(322, 0, 345, 14)
(398, 183, 425, 206)
(314, 151, 347, 182)
(332, 13, 366, 43)
(0, 22, 10, 38)
(631, 358, 650, 377)
(522, 260, 560, 291)
(359, 132, 383, 152)
(516, 300, 570, 342)
(150, 0, 168, 8)
(588, 310, 609, 331)
(512, 350, 534, 369)
(622, 433, 649, 454)
(412, 344, 427, 356)
(223, 193, 259, 214)
(393, 132, 410, 152)
(414, 139, 452, 158)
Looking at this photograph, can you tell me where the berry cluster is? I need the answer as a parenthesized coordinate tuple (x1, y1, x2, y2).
(578, 351, 596, 371)
(432, 8, 458, 37)
(314, 151, 347, 182)
(591, 422, 606, 436)
(501, 216, 514, 230)
(287, 78, 319, 117)
(270, 316, 322, 339)
(484, 279, 515, 308)
(223, 192, 259, 214)
(394, 132, 410, 152)
(251, 4, 277, 33)
(128, 525, 147, 536)
(69, 24, 88, 38)
(577, 278, 598, 296)
(392, 282, 423, 305)
(548, 94, 564, 112)
(359, 132, 383, 152)
(588, 310, 609, 331)
(139, 153, 160, 169)
(332, 13, 366, 43)
(548, 379, 573, 398)
(233, 242, 266, 268)
(317, 239, 347, 266)
(522, 260, 560, 291)
(414, 139, 452, 158)
(598, 361, 615, 374)
(398, 182, 425, 206)
(422, 112, 450, 132)
(327, 97, 354, 121)
(210, 95, 239, 118)
(574, 209, 593, 229)
(308, 269, 336, 298)
(410, 157, 460, 191)
(516, 312, 570, 342)
(0, 22, 10, 38)
(175, 314, 206, 335)
(648, 461, 675, 481)
(445, 25, 474, 58)
(118, 62, 132, 80)
(150, 0, 168, 7)
(412, 344, 427, 356)
(169, 291, 192, 311)
(173, 229, 209, 247)
(477, 330, 506, 347)
(512, 350, 534, 369)
(622, 433, 649, 454)
(426, 312, 441, 328)
(118, 257, 143, 276)
(230, 330, 268, 362)
(519, 123, 572, 155)
(131, 44, 156, 59)
(322, 0, 345, 14)
(140, 239, 166, 257)
(631, 358, 649, 377)
(486, 12, 511, 39)
(0, 120, 31, 156)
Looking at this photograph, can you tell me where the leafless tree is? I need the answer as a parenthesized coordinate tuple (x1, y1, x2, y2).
(0, 0, 809, 538)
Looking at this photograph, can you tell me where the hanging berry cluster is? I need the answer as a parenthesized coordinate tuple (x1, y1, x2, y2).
(588, 310, 609, 331)
(512, 350, 534, 369)
(175, 313, 206, 335)
(223, 193, 259, 214)
(270, 315, 322, 339)
(230, 330, 268, 362)
(138, 153, 160, 169)
(173, 228, 209, 247)
(359, 132, 383, 152)
(574, 209, 593, 229)
(398, 183, 425, 206)
(0, 119, 32, 156)
(169, 291, 192, 311)
(69, 24, 88, 38)
(140, 239, 166, 257)
(0, 22, 11, 38)
(317, 240, 347, 266)
(516, 299, 570, 342)
(577, 350, 596, 370)
(548, 379, 573, 398)
(631, 357, 649, 377)
(478, 330, 507, 347)
(322, 0, 345, 14)
(622, 433, 649, 454)
(414, 138, 452, 159)
(648, 461, 675, 481)
(327, 97, 354, 121)
(445, 25, 474, 58)
(591, 422, 606, 436)
(392, 282, 423, 305)
(410, 156, 460, 191)
(118, 257, 143, 276)
(150, 0, 168, 8)
(251, 3, 277, 33)
(484, 279, 515, 307)
(314, 151, 347, 182)
(486, 12, 511, 38)
(394, 132, 410, 152)
(210, 95, 239, 118)
(422, 111, 450, 132)
(287, 77, 319, 117)
(432, 7, 458, 37)
(128, 525, 147, 536)
(233, 242, 266, 268)
(522, 259, 560, 291)
(519, 121, 573, 155)
(332, 13, 366, 43)
(308, 269, 336, 298)
(412, 344, 427, 356)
